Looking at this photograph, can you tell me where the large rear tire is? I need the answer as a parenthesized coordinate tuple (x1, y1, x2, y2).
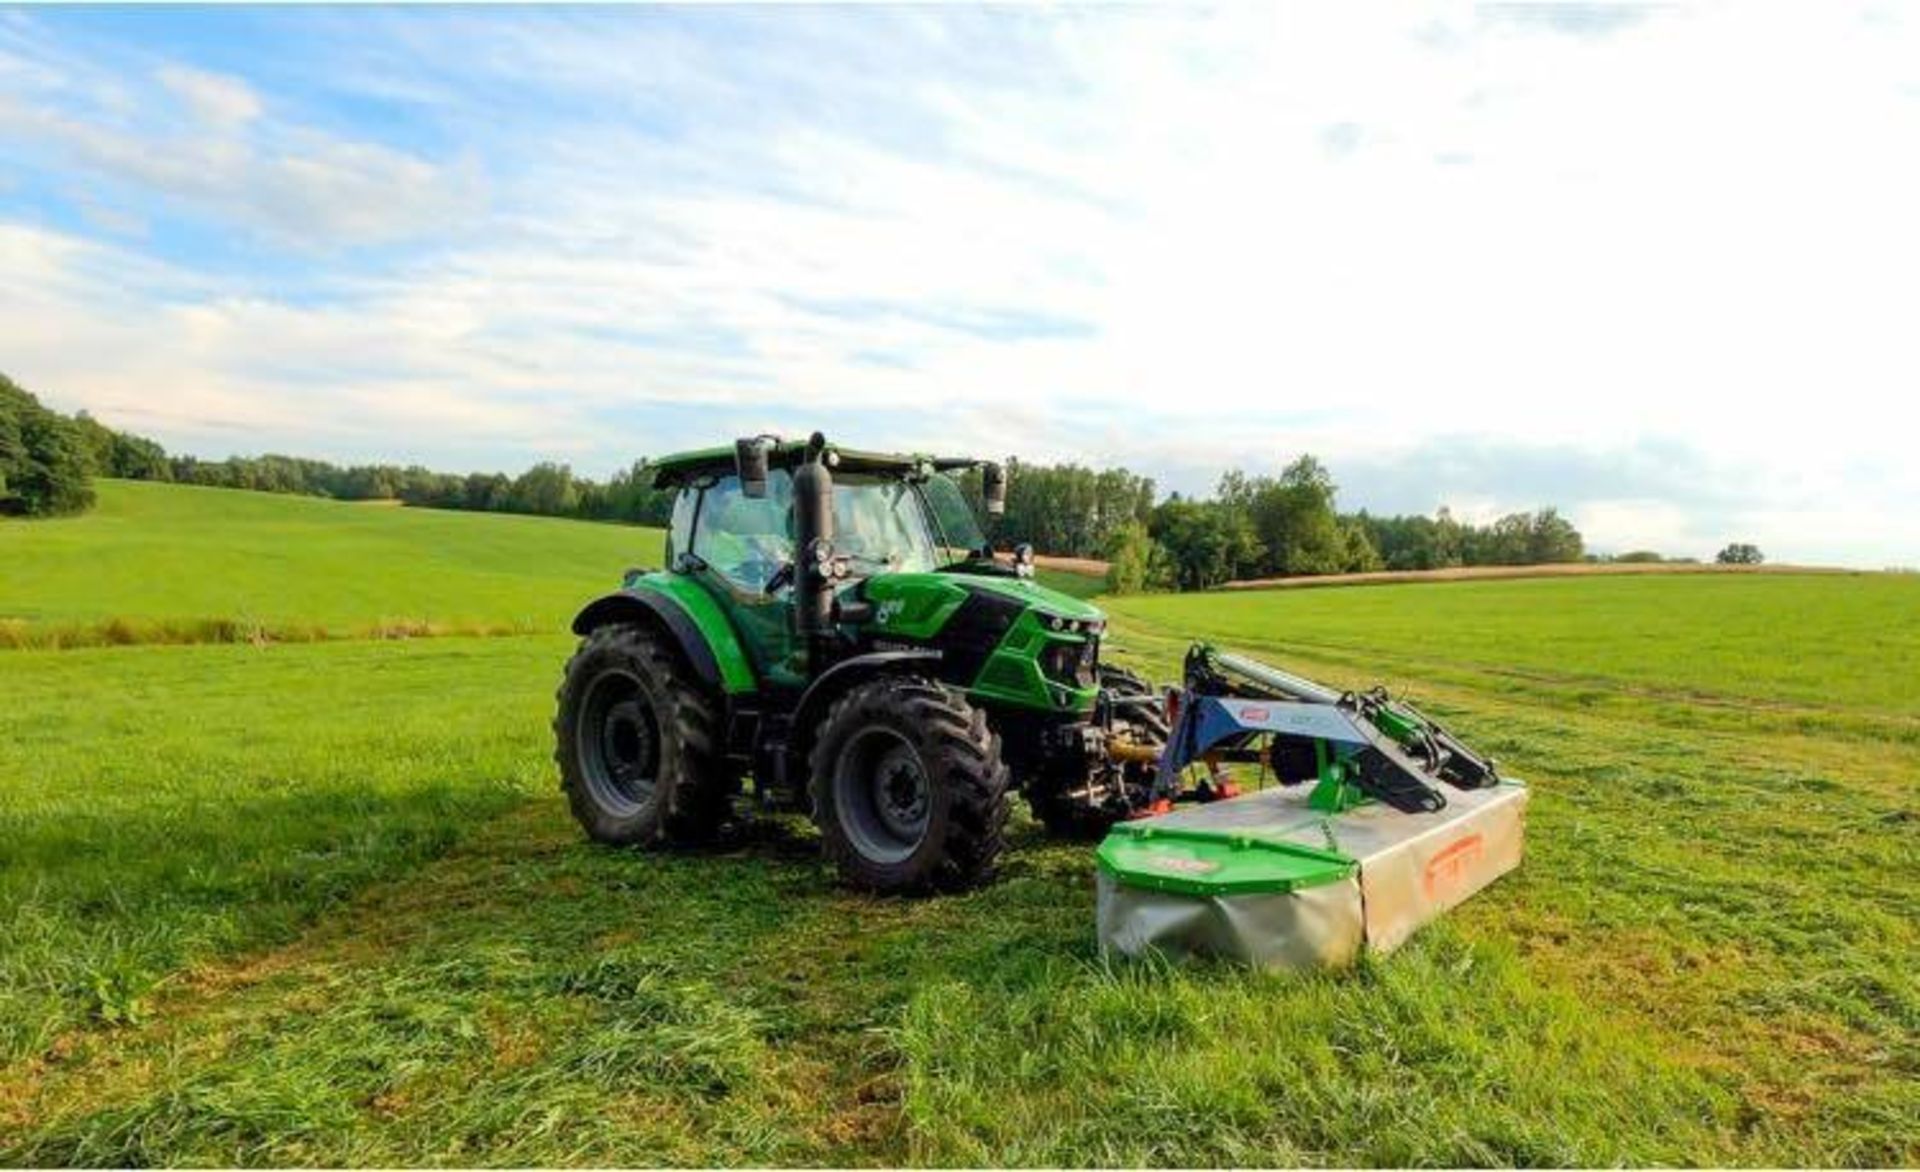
(809, 676, 1010, 893)
(554, 624, 735, 846)
(1028, 664, 1168, 839)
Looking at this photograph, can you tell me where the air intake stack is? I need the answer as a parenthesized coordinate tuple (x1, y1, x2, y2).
(791, 433, 836, 668)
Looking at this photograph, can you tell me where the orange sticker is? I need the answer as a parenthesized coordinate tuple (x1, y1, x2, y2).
(1423, 834, 1484, 900)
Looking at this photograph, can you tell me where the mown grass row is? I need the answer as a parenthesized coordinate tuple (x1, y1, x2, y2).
(0, 793, 1760, 1167)
(0, 615, 542, 651)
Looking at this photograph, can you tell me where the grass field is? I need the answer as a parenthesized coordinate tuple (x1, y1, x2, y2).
(2, 483, 1916, 1164)
(0, 480, 661, 646)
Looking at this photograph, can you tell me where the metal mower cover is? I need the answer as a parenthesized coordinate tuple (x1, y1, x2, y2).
(1096, 778, 1528, 969)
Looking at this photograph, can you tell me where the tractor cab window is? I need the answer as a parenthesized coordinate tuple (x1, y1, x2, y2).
(690, 471, 794, 594)
(831, 475, 940, 574)
(667, 488, 698, 565)
(919, 473, 988, 563)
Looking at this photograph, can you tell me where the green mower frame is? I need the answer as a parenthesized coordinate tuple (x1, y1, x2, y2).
(555, 432, 1165, 892)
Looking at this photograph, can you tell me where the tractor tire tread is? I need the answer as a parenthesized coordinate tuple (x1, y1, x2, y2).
(809, 675, 1010, 894)
(553, 623, 736, 847)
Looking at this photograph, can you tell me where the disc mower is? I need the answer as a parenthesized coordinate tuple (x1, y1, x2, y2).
(1094, 644, 1528, 968)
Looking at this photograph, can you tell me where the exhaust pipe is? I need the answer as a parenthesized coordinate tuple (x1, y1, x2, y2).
(792, 433, 835, 665)
(982, 461, 1007, 518)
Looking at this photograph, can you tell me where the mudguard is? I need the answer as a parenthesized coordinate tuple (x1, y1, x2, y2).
(569, 577, 756, 694)
(791, 649, 943, 731)
(781, 648, 945, 784)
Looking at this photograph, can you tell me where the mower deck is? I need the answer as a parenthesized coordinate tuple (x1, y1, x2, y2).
(1096, 778, 1528, 969)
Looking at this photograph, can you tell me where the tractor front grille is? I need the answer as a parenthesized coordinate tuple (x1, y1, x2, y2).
(1042, 636, 1099, 689)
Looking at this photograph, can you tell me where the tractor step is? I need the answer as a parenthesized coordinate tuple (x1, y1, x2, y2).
(1096, 777, 1527, 969)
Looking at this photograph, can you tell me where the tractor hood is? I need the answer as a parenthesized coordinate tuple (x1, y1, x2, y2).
(852, 569, 1104, 713)
(947, 571, 1103, 623)
(852, 570, 1102, 637)
(860, 568, 1105, 641)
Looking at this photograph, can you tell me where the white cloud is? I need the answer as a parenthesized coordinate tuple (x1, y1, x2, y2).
(0, 16, 480, 248)
(157, 64, 260, 127)
(1, 5, 1918, 562)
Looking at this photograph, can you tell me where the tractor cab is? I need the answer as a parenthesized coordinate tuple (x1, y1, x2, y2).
(664, 460, 987, 589)
(645, 435, 1101, 702)
(654, 454, 992, 689)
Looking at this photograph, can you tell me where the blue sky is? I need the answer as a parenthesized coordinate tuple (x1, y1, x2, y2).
(2, 4, 1916, 565)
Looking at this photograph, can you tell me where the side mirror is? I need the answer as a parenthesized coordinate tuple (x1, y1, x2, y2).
(1013, 542, 1035, 579)
(983, 462, 1007, 518)
(735, 437, 770, 499)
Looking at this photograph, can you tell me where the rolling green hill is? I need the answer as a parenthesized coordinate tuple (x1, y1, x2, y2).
(0, 480, 663, 645)
(1, 482, 1915, 1164)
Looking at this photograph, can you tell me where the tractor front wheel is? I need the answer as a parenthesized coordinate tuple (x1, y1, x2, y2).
(554, 624, 735, 846)
(809, 676, 1010, 894)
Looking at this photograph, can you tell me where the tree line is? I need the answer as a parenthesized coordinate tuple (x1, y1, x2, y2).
(19, 370, 1757, 588)
(2, 375, 170, 517)
(163, 452, 678, 527)
(2, 373, 678, 526)
(1096, 456, 1586, 593)
(960, 453, 1588, 591)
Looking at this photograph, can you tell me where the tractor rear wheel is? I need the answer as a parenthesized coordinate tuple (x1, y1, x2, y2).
(554, 624, 735, 846)
(809, 676, 1010, 894)
(1028, 664, 1169, 839)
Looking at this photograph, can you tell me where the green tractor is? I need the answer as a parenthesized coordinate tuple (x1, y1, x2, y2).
(555, 432, 1166, 893)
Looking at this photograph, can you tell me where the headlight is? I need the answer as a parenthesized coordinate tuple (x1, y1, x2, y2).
(1041, 635, 1099, 689)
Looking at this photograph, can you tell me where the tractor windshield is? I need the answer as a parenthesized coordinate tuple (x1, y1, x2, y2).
(831, 475, 940, 574)
(832, 474, 988, 573)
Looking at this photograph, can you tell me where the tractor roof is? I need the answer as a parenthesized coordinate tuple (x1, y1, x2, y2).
(647, 439, 983, 489)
